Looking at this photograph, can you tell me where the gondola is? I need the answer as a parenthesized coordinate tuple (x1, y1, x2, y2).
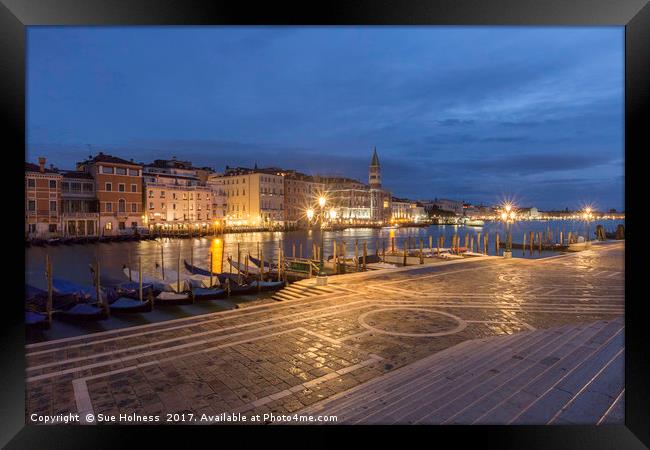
(121, 267, 193, 305)
(52, 278, 99, 301)
(54, 302, 109, 322)
(109, 296, 153, 313)
(25, 310, 51, 329)
(26, 283, 78, 311)
(227, 259, 286, 291)
(191, 286, 227, 301)
(184, 260, 282, 294)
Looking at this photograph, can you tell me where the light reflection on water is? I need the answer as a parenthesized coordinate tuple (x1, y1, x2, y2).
(25, 219, 624, 289)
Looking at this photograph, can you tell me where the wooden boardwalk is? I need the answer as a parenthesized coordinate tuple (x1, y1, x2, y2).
(297, 317, 624, 425)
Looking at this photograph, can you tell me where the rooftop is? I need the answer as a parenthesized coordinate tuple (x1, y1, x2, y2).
(77, 152, 142, 167)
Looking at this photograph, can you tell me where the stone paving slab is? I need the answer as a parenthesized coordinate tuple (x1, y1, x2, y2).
(25, 242, 624, 425)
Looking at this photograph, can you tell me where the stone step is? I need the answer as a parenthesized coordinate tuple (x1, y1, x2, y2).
(299, 319, 624, 425)
(443, 322, 606, 424)
(551, 350, 624, 424)
(331, 326, 562, 423)
(502, 322, 624, 424)
(438, 320, 615, 424)
(305, 335, 512, 418)
(393, 321, 601, 425)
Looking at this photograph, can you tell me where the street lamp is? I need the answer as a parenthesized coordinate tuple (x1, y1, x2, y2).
(583, 206, 594, 245)
(501, 202, 516, 258)
(317, 197, 327, 280)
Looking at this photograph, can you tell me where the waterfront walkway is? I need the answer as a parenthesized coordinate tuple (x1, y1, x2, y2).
(25, 242, 624, 424)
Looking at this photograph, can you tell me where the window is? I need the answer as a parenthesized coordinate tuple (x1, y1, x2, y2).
(105, 182, 112, 191)
(105, 222, 113, 231)
(116, 167, 127, 175)
(129, 169, 139, 176)
(49, 224, 57, 233)
(102, 167, 114, 174)
(61, 182, 70, 192)
(71, 182, 81, 192)
(161, 191, 165, 198)
(49, 180, 57, 189)
(106, 202, 113, 212)
(118, 183, 125, 192)
(131, 203, 137, 213)
(118, 199, 126, 213)
(28, 200, 35, 211)
(173, 193, 177, 200)
(149, 202, 154, 210)
(27, 179, 35, 188)
(83, 183, 94, 192)
(50, 201, 57, 211)
(131, 184, 137, 192)
(118, 221, 125, 230)
(28, 224, 36, 233)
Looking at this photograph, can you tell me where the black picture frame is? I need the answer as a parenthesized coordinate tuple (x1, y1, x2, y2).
(2, 0, 647, 448)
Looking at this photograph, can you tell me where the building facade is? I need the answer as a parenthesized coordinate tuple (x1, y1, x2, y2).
(60, 171, 99, 237)
(76, 153, 143, 235)
(208, 167, 285, 228)
(143, 170, 213, 230)
(25, 157, 62, 239)
(283, 171, 325, 227)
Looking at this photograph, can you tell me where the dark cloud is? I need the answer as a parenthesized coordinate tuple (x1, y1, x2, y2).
(26, 27, 624, 210)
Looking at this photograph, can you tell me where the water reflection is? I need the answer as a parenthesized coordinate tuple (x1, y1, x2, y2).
(25, 219, 624, 289)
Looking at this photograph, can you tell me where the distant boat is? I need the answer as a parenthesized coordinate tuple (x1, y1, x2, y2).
(462, 218, 485, 227)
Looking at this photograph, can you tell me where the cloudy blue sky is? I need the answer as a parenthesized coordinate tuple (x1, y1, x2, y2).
(27, 26, 624, 210)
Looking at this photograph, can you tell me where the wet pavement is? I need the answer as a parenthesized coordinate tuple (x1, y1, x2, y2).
(25, 241, 624, 425)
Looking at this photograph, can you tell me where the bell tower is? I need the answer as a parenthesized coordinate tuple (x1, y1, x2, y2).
(369, 147, 381, 189)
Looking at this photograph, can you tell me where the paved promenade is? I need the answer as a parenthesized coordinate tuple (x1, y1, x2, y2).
(25, 242, 624, 424)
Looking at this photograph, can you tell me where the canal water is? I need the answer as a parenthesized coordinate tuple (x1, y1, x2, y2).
(24, 219, 623, 342)
(26, 219, 624, 289)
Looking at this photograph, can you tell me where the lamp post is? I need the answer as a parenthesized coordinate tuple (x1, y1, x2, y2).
(501, 203, 516, 258)
(583, 207, 594, 247)
(317, 196, 327, 281)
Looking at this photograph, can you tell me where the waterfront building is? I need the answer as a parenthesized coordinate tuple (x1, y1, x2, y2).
(430, 198, 465, 216)
(517, 207, 541, 220)
(368, 147, 391, 222)
(318, 148, 391, 224)
(76, 152, 143, 235)
(208, 166, 285, 228)
(319, 176, 372, 222)
(143, 168, 212, 231)
(283, 171, 325, 227)
(391, 197, 426, 222)
(60, 171, 99, 237)
(25, 157, 62, 239)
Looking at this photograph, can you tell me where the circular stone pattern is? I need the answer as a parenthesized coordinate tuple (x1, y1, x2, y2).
(358, 307, 467, 337)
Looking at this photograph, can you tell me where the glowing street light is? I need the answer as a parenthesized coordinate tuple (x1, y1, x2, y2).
(582, 206, 594, 243)
(318, 196, 326, 208)
(306, 208, 315, 221)
(500, 202, 517, 258)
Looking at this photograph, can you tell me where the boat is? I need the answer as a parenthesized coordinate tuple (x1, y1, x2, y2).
(52, 278, 98, 301)
(154, 291, 193, 306)
(122, 267, 181, 293)
(109, 296, 153, 313)
(114, 281, 155, 299)
(54, 302, 109, 322)
(25, 310, 51, 329)
(462, 218, 485, 227)
(191, 286, 227, 301)
(186, 260, 285, 293)
(25, 284, 78, 311)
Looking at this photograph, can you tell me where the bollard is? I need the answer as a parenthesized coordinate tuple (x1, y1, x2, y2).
(363, 242, 367, 271)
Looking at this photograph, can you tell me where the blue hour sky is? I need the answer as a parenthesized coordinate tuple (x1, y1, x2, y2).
(27, 26, 624, 210)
